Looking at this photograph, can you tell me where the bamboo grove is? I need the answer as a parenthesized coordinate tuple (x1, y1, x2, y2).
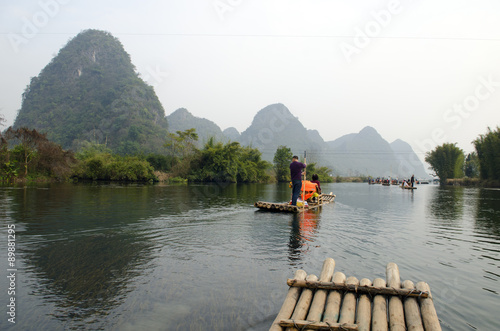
(425, 126, 500, 185)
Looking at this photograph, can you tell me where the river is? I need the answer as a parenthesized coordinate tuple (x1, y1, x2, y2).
(0, 182, 499, 330)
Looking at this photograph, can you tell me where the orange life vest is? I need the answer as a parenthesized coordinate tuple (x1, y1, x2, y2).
(301, 180, 319, 201)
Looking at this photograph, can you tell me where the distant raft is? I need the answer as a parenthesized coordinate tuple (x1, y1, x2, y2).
(401, 185, 417, 190)
(254, 194, 336, 213)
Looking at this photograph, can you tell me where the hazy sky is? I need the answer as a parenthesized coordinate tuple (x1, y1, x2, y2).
(1, 0, 500, 159)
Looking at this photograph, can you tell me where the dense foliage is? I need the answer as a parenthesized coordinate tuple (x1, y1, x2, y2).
(464, 152, 480, 178)
(305, 162, 334, 183)
(273, 145, 293, 182)
(189, 138, 270, 182)
(73, 143, 157, 182)
(425, 143, 464, 183)
(474, 127, 500, 181)
(13, 29, 168, 154)
(1, 127, 76, 181)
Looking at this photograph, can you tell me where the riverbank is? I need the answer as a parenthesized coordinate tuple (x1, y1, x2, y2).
(446, 178, 500, 187)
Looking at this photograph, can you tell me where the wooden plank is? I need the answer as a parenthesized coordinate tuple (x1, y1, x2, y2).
(339, 276, 359, 324)
(386, 263, 405, 331)
(323, 272, 346, 324)
(286, 279, 429, 298)
(279, 319, 358, 330)
(356, 278, 372, 331)
(416, 282, 442, 331)
(402, 280, 424, 331)
(307, 258, 335, 322)
(372, 278, 388, 331)
(269, 269, 307, 331)
(286, 274, 318, 331)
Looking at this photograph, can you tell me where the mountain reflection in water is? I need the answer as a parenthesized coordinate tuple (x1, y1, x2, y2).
(0, 182, 498, 330)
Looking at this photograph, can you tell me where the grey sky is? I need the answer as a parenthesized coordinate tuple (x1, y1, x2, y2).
(1, 0, 500, 159)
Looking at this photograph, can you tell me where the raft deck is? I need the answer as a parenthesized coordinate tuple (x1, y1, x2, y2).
(254, 194, 336, 213)
(401, 186, 417, 190)
(270, 258, 441, 331)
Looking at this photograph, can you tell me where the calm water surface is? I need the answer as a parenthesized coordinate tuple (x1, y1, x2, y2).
(0, 182, 499, 330)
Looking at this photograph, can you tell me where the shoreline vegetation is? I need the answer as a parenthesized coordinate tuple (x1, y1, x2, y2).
(4, 174, 500, 188)
(1, 126, 499, 188)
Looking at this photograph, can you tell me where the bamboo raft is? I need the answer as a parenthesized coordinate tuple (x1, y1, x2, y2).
(270, 258, 441, 331)
(401, 186, 417, 190)
(255, 194, 336, 213)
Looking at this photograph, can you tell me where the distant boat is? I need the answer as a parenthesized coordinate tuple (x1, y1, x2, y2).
(401, 185, 417, 190)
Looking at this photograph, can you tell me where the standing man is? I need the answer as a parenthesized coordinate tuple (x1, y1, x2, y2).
(411, 174, 415, 187)
(290, 155, 306, 205)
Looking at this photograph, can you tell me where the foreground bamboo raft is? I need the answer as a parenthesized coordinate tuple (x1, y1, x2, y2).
(255, 194, 336, 213)
(270, 258, 441, 331)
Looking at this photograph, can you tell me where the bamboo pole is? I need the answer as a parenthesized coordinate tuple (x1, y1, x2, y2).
(307, 258, 335, 322)
(323, 272, 346, 324)
(402, 280, 424, 331)
(286, 279, 428, 298)
(286, 274, 318, 331)
(356, 278, 372, 331)
(303, 151, 306, 213)
(372, 278, 388, 331)
(269, 269, 307, 331)
(386, 263, 405, 331)
(415, 282, 442, 331)
(338, 276, 359, 325)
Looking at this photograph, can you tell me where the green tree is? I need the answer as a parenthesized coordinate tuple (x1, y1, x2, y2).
(145, 153, 176, 172)
(305, 162, 333, 183)
(0, 130, 16, 181)
(273, 146, 293, 182)
(73, 149, 156, 182)
(190, 138, 269, 183)
(473, 127, 500, 180)
(5, 127, 47, 176)
(425, 143, 465, 184)
(3, 127, 76, 180)
(164, 128, 198, 159)
(464, 152, 480, 178)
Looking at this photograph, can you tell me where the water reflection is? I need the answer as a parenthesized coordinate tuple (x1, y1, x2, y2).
(24, 230, 153, 323)
(475, 189, 500, 237)
(428, 186, 465, 222)
(4, 183, 156, 327)
(1, 182, 499, 330)
(288, 209, 321, 263)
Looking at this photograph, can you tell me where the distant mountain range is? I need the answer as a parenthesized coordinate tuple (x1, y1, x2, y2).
(167, 103, 429, 178)
(11, 29, 428, 178)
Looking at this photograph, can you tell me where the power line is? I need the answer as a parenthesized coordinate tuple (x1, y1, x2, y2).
(2, 31, 500, 42)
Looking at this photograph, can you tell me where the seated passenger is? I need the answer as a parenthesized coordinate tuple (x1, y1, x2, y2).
(311, 174, 322, 194)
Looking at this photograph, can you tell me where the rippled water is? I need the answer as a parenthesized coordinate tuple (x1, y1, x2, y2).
(0, 182, 499, 330)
